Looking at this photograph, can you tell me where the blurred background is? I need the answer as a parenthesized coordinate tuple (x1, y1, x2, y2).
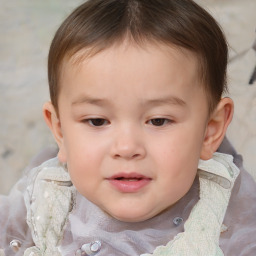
(0, 0, 256, 194)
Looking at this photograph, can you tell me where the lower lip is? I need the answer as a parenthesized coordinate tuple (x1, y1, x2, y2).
(108, 178, 151, 193)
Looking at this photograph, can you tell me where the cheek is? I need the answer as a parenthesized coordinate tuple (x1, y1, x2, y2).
(67, 143, 102, 175)
(67, 149, 101, 197)
(65, 133, 109, 175)
(63, 125, 104, 160)
(156, 137, 199, 200)
(153, 126, 204, 174)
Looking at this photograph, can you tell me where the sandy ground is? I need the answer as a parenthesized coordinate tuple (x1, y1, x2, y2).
(0, 0, 256, 194)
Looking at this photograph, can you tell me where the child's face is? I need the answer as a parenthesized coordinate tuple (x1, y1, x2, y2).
(56, 43, 209, 222)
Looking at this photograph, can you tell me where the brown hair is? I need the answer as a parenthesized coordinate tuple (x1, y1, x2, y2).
(48, 0, 228, 114)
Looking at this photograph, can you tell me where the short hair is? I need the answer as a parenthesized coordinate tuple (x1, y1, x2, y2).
(48, 0, 228, 114)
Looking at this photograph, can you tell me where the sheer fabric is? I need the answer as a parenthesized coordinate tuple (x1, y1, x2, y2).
(0, 140, 256, 255)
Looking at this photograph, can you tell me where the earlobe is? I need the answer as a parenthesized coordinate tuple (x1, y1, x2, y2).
(43, 102, 67, 163)
(200, 97, 234, 160)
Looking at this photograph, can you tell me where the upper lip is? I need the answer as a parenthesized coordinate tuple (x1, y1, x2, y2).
(107, 172, 151, 180)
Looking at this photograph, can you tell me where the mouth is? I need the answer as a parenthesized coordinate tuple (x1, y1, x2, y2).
(107, 173, 152, 193)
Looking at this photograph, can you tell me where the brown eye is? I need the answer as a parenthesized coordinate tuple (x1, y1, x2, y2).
(150, 118, 169, 126)
(88, 118, 108, 126)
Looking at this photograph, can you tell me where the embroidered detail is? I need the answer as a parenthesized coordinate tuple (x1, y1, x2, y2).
(24, 153, 239, 256)
(24, 158, 76, 256)
(220, 224, 228, 233)
(42, 179, 73, 187)
(197, 170, 231, 189)
(24, 246, 41, 256)
(141, 152, 240, 256)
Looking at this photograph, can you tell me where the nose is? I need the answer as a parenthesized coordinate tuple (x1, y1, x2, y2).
(110, 127, 146, 160)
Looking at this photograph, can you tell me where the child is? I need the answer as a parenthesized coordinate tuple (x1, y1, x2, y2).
(1, 0, 256, 255)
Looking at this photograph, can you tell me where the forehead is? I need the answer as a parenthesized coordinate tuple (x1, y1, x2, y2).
(61, 41, 201, 86)
(57, 42, 207, 115)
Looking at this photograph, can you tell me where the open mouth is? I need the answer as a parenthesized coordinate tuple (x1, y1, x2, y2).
(109, 173, 149, 180)
(114, 177, 145, 181)
(107, 173, 151, 192)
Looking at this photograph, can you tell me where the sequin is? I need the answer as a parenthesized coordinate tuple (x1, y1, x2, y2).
(10, 239, 21, 252)
(173, 217, 183, 226)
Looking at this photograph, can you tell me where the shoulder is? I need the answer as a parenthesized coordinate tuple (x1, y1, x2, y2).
(25, 157, 71, 198)
(220, 165, 256, 255)
(25, 157, 76, 254)
(25, 156, 74, 211)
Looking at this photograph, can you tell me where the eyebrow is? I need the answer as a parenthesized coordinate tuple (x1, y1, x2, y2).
(143, 96, 187, 107)
(71, 95, 187, 108)
(72, 96, 110, 107)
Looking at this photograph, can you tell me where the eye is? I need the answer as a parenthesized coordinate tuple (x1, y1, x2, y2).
(148, 118, 171, 126)
(86, 118, 109, 127)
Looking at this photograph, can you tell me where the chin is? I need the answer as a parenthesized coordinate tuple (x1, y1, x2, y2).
(113, 215, 148, 223)
(109, 209, 156, 223)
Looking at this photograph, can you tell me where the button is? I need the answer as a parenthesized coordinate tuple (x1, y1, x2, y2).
(173, 217, 183, 226)
(90, 241, 101, 252)
(80, 241, 101, 255)
(10, 239, 22, 252)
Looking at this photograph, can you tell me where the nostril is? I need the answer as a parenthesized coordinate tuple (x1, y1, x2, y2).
(111, 139, 146, 160)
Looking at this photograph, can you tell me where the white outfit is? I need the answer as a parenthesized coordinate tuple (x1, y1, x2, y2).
(0, 152, 256, 255)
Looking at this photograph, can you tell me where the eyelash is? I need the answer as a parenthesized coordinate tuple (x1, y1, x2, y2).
(83, 118, 110, 127)
(82, 118, 172, 127)
(147, 118, 173, 126)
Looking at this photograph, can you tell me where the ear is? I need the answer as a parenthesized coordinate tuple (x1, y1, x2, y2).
(43, 102, 67, 163)
(200, 97, 234, 160)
